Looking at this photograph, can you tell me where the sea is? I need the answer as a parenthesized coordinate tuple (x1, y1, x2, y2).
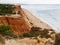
(21, 4, 60, 32)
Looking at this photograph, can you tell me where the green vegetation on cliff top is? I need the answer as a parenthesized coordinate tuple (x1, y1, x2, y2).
(0, 4, 16, 15)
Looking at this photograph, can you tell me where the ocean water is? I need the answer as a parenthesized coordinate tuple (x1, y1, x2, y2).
(21, 4, 60, 32)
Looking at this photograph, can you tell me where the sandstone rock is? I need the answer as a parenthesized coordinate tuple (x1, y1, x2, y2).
(0, 5, 31, 35)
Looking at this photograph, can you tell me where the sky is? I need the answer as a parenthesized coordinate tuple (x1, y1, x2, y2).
(0, 0, 60, 4)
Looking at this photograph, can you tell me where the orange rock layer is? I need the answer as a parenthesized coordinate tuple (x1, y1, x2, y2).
(0, 16, 31, 35)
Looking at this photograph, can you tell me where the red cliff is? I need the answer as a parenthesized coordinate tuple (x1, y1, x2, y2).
(0, 5, 31, 35)
(0, 16, 31, 35)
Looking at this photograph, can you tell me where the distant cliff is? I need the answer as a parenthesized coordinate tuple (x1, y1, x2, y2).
(23, 9, 52, 29)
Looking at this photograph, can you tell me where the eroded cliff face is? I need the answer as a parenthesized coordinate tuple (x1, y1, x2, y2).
(0, 16, 31, 35)
(0, 5, 31, 35)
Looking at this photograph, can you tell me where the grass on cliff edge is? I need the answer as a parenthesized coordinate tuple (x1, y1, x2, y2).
(20, 27, 55, 39)
(0, 25, 17, 38)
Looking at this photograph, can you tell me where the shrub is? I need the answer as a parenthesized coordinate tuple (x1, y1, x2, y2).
(0, 25, 11, 35)
(21, 27, 41, 38)
(55, 33, 60, 45)
(31, 26, 41, 31)
(20, 27, 52, 39)
(0, 4, 16, 15)
(40, 29, 51, 38)
(0, 25, 17, 38)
